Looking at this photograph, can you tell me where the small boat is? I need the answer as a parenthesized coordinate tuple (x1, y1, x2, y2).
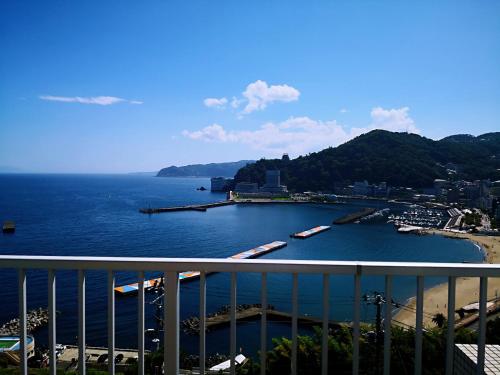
(2, 221, 15, 234)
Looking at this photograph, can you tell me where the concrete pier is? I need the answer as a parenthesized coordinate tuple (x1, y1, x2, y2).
(139, 201, 235, 214)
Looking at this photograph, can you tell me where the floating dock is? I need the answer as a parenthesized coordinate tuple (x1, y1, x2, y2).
(290, 225, 331, 239)
(139, 201, 234, 214)
(114, 241, 287, 295)
(228, 241, 287, 259)
(333, 207, 376, 224)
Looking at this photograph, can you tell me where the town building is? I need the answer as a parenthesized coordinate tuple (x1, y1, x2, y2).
(234, 182, 259, 193)
(353, 181, 372, 196)
(259, 170, 288, 194)
(210, 177, 233, 192)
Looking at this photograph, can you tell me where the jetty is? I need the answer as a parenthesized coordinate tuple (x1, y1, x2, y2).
(139, 200, 235, 214)
(114, 241, 287, 295)
(333, 207, 376, 224)
(2, 221, 15, 234)
(291, 225, 331, 239)
(181, 304, 341, 334)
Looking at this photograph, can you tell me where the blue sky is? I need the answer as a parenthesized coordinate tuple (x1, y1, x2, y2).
(0, 1, 499, 173)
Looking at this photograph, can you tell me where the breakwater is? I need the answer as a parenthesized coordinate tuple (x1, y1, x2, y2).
(181, 303, 341, 335)
(139, 200, 235, 214)
(0, 308, 49, 335)
(333, 207, 376, 224)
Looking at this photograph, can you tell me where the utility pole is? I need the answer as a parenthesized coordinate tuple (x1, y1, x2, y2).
(363, 292, 385, 375)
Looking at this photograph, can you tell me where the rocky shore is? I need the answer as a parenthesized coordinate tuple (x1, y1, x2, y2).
(0, 307, 49, 336)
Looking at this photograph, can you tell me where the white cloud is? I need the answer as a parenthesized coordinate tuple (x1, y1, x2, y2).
(203, 80, 299, 115)
(368, 106, 419, 134)
(39, 95, 142, 106)
(340, 108, 348, 113)
(242, 80, 300, 114)
(203, 97, 228, 109)
(183, 117, 350, 156)
(183, 107, 419, 157)
(230, 96, 242, 109)
(182, 124, 233, 142)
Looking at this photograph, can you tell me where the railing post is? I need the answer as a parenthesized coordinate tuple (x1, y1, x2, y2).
(230, 272, 237, 375)
(291, 273, 298, 375)
(108, 270, 115, 375)
(260, 272, 267, 375)
(477, 277, 488, 375)
(353, 269, 361, 375)
(383, 275, 392, 375)
(445, 276, 456, 375)
(138, 271, 145, 375)
(18, 269, 27, 375)
(415, 275, 424, 375)
(48, 270, 57, 375)
(199, 271, 206, 374)
(78, 269, 86, 375)
(322, 274, 330, 375)
(165, 271, 179, 375)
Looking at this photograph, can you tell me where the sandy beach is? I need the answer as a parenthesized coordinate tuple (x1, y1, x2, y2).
(393, 230, 500, 328)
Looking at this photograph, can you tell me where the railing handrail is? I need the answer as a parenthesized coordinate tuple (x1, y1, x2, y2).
(2, 254, 497, 375)
(1, 255, 500, 276)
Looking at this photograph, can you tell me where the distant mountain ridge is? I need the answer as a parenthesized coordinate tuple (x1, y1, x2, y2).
(157, 160, 255, 178)
(234, 130, 500, 191)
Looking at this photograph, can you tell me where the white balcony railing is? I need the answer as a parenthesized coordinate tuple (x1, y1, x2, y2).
(1, 255, 500, 375)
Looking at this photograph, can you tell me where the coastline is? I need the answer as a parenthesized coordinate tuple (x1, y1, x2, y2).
(393, 229, 500, 328)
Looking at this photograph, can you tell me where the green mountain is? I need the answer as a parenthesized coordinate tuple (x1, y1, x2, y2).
(157, 160, 255, 178)
(234, 130, 500, 191)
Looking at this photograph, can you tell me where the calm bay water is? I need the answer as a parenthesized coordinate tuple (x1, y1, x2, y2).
(0, 174, 484, 357)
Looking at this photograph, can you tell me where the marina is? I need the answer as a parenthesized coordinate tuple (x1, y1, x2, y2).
(388, 206, 446, 229)
(290, 225, 331, 239)
(114, 241, 287, 295)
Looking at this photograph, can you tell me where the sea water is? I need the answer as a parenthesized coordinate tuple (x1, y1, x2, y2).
(0, 174, 483, 356)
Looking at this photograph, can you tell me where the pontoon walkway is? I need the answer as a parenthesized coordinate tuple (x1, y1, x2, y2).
(114, 241, 287, 294)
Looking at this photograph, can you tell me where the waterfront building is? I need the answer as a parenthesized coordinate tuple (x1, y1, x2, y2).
(446, 187, 460, 204)
(353, 181, 372, 196)
(495, 202, 500, 220)
(266, 170, 280, 187)
(260, 170, 288, 194)
(433, 179, 449, 197)
(234, 182, 259, 193)
(211, 177, 233, 192)
(373, 181, 390, 197)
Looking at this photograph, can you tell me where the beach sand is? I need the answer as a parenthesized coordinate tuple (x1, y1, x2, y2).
(393, 230, 500, 328)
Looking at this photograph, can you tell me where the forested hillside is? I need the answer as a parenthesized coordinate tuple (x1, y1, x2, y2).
(234, 130, 500, 191)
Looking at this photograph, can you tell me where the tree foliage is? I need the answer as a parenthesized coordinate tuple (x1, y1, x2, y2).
(236, 324, 478, 375)
(234, 130, 500, 192)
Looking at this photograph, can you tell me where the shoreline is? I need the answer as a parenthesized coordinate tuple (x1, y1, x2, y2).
(393, 229, 500, 328)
